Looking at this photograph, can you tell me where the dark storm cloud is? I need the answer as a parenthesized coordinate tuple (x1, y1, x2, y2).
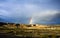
(0, 0, 60, 24)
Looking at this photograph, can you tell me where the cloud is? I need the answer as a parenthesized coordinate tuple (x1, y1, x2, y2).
(0, 0, 60, 24)
(0, 9, 10, 16)
(0, 2, 40, 18)
(0, 1, 40, 23)
(32, 10, 60, 24)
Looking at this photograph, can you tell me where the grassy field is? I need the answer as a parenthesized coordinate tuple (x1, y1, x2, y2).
(0, 25, 60, 38)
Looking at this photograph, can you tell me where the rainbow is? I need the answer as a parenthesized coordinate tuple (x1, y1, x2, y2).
(29, 17, 33, 24)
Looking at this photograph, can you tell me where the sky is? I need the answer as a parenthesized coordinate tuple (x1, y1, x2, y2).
(0, 0, 60, 24)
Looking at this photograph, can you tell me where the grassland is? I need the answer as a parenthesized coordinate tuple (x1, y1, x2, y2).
(0, 24, 60, 38)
